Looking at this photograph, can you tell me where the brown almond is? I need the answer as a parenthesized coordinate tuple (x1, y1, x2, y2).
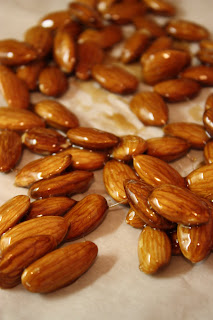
(103, 159, 138, 203)
(168, 229, 181, 256)
(146, 136, 191, 162)
(205, 93, 213, 111)
(141, 36, 173, 65)
(22, 127, 70, 155)
(148, 184, 210, 225)
(0, 195, 30, 237)
(67, 127, 119, 150)
(203, 107, 213, 136)
(142, 49, 190, 85)
(64, 194, 108, 240)
(126, 209, 146, 229)
(154, 78, 201, 102)
(0, 107, 45, 131)
(15, 154, 72, 187)
(74, 0, 97, 8)
(133, 16, 166, 38)
(163, 122, 210, 149)
(97, 0, 117, 13)
(204, 140, 213, 164)
(69, 2, 103, 28)
(59, 21, 83, 40)
(39, 10, 72, 30)
(121, 31, 149, 64)
(165, 19, 209, 41)
(0, 130, 22, 172)
(0, 65, 29, 109)
(129, 91, 168, 126)
(104, 2, 146, 24)
(92, 64, 138, 94)
(133, 154, 185, 188)
(33, 99, 79, 131)
(197, 49, 213, 65)
(0, 39, 37, 66)
(200, 39, 213, 51)
(29, 170, 94, 199)
(0, 235, 56, 289)
(0, 216, 68, 254)
(143, 0, 176, 16)
(138, 226, 171, 274)
(38, 66, 68, 97)
(21, 241, 98, 293)
(16, 60, 46, 91)
(181, 65, 213, 86)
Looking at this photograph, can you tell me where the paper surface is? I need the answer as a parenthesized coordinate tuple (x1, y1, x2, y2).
(0, 1, 213, 319)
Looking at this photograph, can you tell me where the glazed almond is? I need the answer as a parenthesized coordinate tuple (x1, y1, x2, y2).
(126, 209, 146, 229)
(181, 65, 213, 86)
(148, 184, 210, 225)
(133, 16, 166, 38)
(203, 107, 213, 136)
(143, 0, 176, 16)
(21, 241, 98, 293)
(121, 31, 149, 64)
(39, 10, 72, 30)
(64, 194, 108, 240)
(24, 26, 53, 58)
(0, 130, 22, 172)
(138, 226, 171, 274)
(67, 127, 119, 150)
(133, 154, 185, 188)
(29, 170, 94, 199)
(205, 93, 213, 111)
(16, 60, 46, 91)
(141, 36, 173, 65)
(168, 229, 181, 256)
(204, 140, 213, 164)
(39, 66, 68, 97)
(129, 91, 168, 126)
(69, 2, 103, 28)
(197, 49, 213, 65)
(92, 64, 138, 94)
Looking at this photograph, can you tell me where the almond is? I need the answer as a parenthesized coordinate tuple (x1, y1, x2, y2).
(121, 31, 149, 64)
(141, 36, 173, 65)
(29, 170, 94, 199)
(181, 65, 213, 86)
(0, 216, 68, 254)
(163, 122, 210, 149)
(146, 136, 191, 162)
(138, 226, 171, 274)
(126, 209, 146, 229)
(97, 0, 117, 13)
(0, 65, 29, 109)
(67, 127, 119, 150)
(143, 0, 176, 16)
(38, 66, 68, 97)
(165, 19, 210, 41)
(168, 229, 181, 256)
(74, 0, 97, 8)
(21, 241, 98, 293)
(69, 2, 103, 28)
(0, 235, 56, 289)
(0, 107, 45, 131)
(197, 49, 213, 65)
(15, 154, 72, 187)
(148, 184, 210, 225)
(205, 93, 213, 111)
(92, 64, 138, 94)
(200, 39, 213, 51)
(129, 91, 168, 126)
(33, 99, 79, 131)
(133, 154, 185, 188)
(154, 78, 201, 102)
(0, 195, 30, 237)
(103, 159, 138, 203)
(64, 194, 108, 240)
(204, 140, 213, 164)
(59, 21, 83, 40)
(16, 60, 46, 91)
(0, 130, 22, 172)
(27, 197, 76, 220)
(39, 10, 72, 30)
(133, 16, 166, 38)
(203, 107, 213, 136)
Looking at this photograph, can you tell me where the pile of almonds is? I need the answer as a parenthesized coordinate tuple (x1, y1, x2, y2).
(0, 0, 213, 292)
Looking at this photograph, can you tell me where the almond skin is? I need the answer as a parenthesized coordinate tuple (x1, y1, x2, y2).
(0, 195, 30, 237)
(181, 65, 213, 86)
(29, 170, 94, 199)
(103, 159, 138, 203)
(16, 60, 46, 91)
(38, 66, 68, 97)
(138, 226, 171, 274)
(104, 2, 146, 24)
(0, 65, 29, 109)
(67, 127, 119, 150)
(204, 140, 213, 164)
(143, 0, 176, 16)
(133, 154, 185, 188)
(148, 184, 210, 225)
(69, 2, 103, 28)
(39, 10, 72, 30)
(21, 241, 98, 293)
(126, 209, 146, 229)
(0, 235, 56, 289)
(92, 64, 138, 94)
(64, 194, 108, 240)
(129, 91, 168, 126)
(0, 130, 22, 172)
(121, 31, 149, 64)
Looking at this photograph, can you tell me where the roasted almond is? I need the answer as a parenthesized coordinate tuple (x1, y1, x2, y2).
(143, 0, 176, 16)
(129, 91, 168, 126)
(97, 0, 117, 13)
(121, 31, 149, 64)
(133, 154, 185, 187)
(22, 127, 70, 155)
(0, 107, 45, 131)
(126, 209, 146, 229)
(0, 195, 30, 237)
(103, 159, 138, 203)
(138, 226, 171, 274)
(154, 78, 201, 102)
(16, 60, 46, 91)
(203, 107, 213, 136)
(148, 184, 210, 225)
(39, 10, 72, 30)
(59, 20, 83, 40)
(67, 127, 119, 150)
(38, 66, 68, 97)
(146, 136, 191, 162)
(0, 216, 68, 254)
(33, 99, 79, 131)
(197, 49, 213, 65)
(64, 194, 108, 240)
(29, 170, 94, 199)
(133, 16, 166, 38)
(69, 2, 103, 28)
(21, 241, 98, 293)
(0, 130, 22, 172)
(165, 19, 209, 41)
(205, 93, 213, 111)
(0, 65, 29, 109)
(15, 154, 72, 187)
(0, 235, 56, 289)
(163, 122, 210, 149)
(204, 140, 213, 164)
(181, 65, 213, 86)
(74, 0, 97, 8)
(92, 64, 138, 94)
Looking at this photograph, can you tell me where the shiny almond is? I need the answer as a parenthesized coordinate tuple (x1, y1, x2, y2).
(204, 140, 213, 164)
(126, 209, 146, 229)
(0, 130, 22, 172)
(205, 93, 213, 111)
(197, 49, 213, 65)
(38, 66, 68, 97)
(203, 107, 213, 136)
(39, 10, 72, 30)
(16, 60, 46, 91)
(143, 0, 176, 16)
(141, 36, 173, 65)
(69, 2, 103, 28)
(121, 31, 149, 64)
(133, 16, 166, 38)
(104, 2, 146, 24)
(181, 65, 213, 86)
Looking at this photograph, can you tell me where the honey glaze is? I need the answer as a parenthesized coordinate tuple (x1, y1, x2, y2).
(101, 112, 138, 132)
(189, 104, 203, 122)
